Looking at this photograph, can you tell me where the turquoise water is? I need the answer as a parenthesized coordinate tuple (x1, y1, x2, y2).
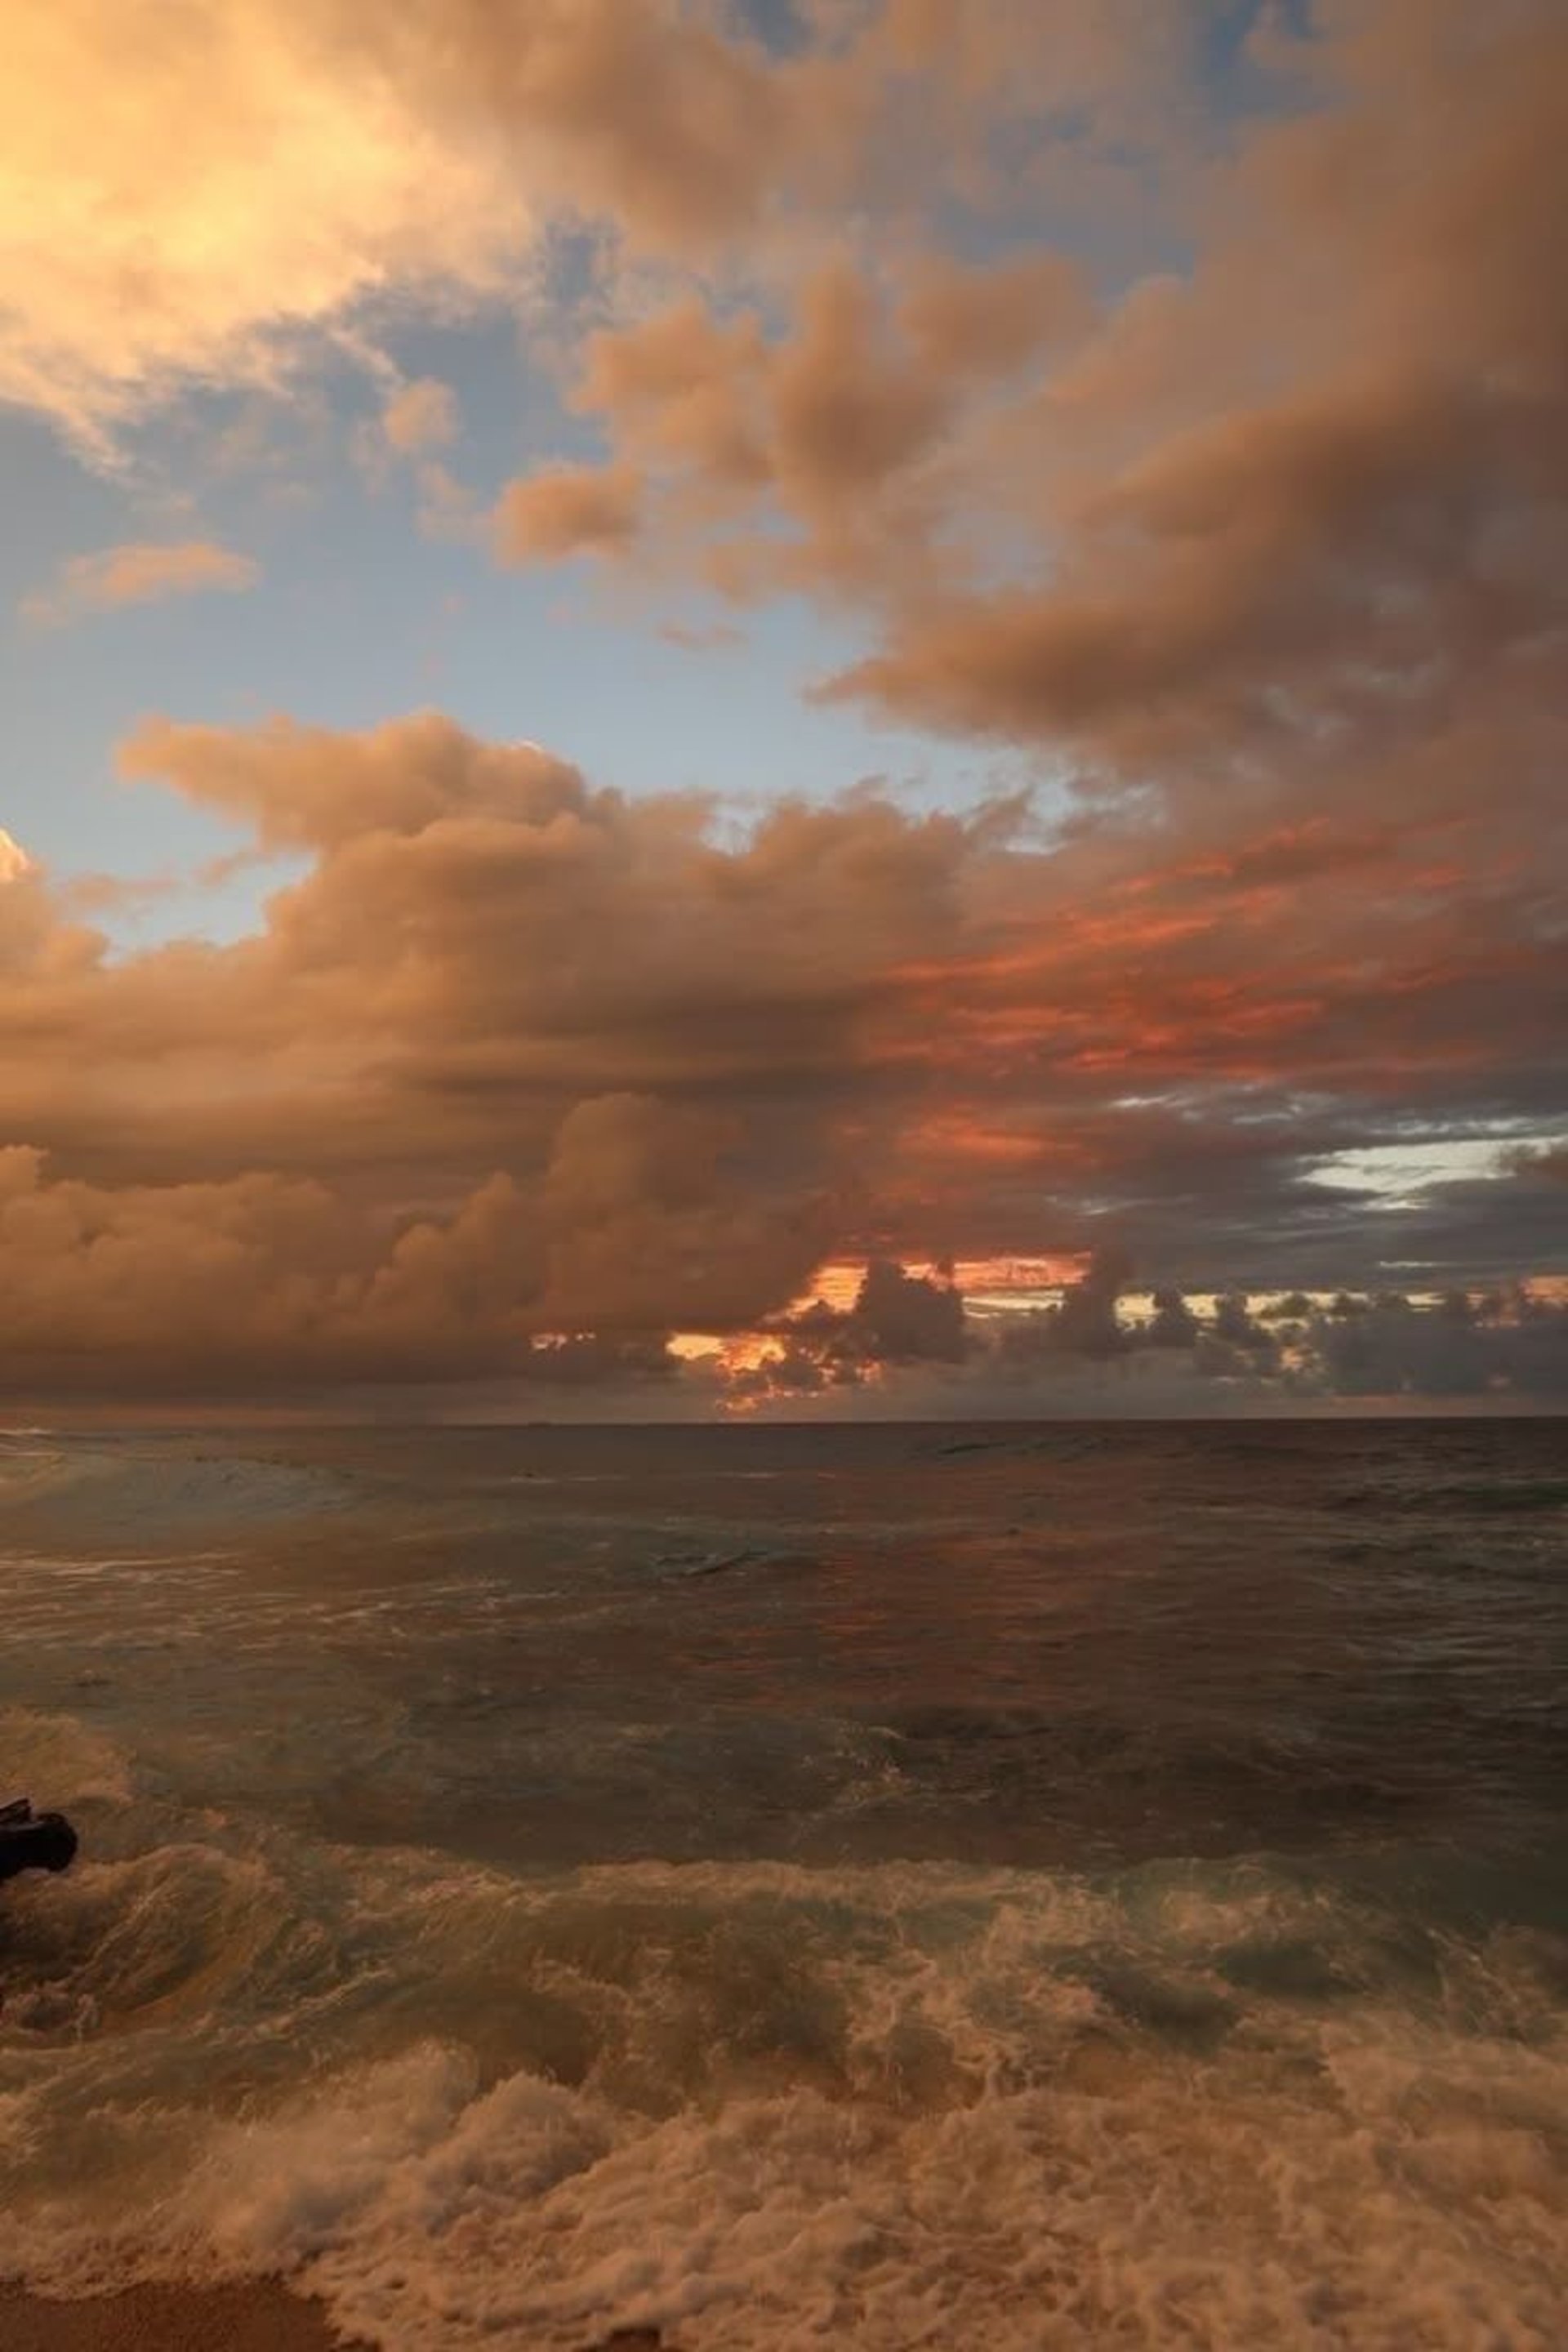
(2, 1422, 1565, 2348)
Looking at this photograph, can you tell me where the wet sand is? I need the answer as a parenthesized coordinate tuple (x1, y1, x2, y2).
(0, 2287, 678, 2352)
(0, 2283, 368, 2352)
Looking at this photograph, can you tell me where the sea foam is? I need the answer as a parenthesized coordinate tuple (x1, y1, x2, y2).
(3, 1820, 1565, 2350)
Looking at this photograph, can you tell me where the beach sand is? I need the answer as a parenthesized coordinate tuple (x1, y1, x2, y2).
(0, 2288, 679, 2352)
(0, 2283, 368, 2352)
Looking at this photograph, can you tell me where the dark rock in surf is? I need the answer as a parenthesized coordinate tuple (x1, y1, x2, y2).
(0, 1798, 78, 1884)
(588, 2331, 689, 2351)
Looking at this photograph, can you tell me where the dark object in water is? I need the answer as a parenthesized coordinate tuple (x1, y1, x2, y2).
(588, 2332, 688, 2352)
(0, 1797, 78, 1883)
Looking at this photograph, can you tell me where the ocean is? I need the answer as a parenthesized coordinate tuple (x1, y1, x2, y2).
(1, 1419, 1565, 2350)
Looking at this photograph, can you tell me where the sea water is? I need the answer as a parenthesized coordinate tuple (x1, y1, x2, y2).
(0, 1420, 1564, 2349)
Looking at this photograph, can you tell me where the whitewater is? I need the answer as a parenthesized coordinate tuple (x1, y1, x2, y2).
(2, 1420, 1565, 2350)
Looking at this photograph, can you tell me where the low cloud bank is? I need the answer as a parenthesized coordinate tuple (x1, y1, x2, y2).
(719, 1258, 1568, 1419)
(0, 700, 1562, 1409)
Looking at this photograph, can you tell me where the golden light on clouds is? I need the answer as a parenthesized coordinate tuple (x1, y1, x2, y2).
(20, 542, 260, 628)
(0, 1, 1564, 1405)
(1, 5, 537, 448)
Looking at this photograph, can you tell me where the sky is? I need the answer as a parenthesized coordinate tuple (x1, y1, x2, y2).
(2, 0, 1566, 1414)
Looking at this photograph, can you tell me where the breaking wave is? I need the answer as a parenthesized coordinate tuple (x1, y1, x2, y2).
(2, 1716, 1565, 2350)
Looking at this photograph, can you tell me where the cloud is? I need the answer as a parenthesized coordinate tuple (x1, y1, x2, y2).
(728, 1264, 1568, 1417)
(0, 1145, 531, 1392)
(381, 376, 461, 455)
(0, 1111, 814, 1397)
(1507, 1143, 1568, 1188)
(657, 620, 744, 653)
(897, 252, 1093, 382)
(2, 3, 1565, 1401)
(0, 710, 982, 1387)
(494, 251, 1094, 599)
(0, 0, 812, 451)
(737, 1260, 969, 1400)
(456, 1, 1567, 874)
(826, 0, 1568, 789)
(1298, 1288, 1568, 1403)
(0, 4, 528, 450)
(537, 1092, 831, 1334)
(0, 0, 1300, 473)
(20, 541, 260, 627)
(493, 462, 646, 563)
(354, 377, 471, 515)
(0, 699, 1556, 1403)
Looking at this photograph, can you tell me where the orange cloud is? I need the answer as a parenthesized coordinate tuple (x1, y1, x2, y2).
(1, 4, 527, 448)
(0, 0, 1217, 465)
(827, 2, 1568, 776)
(0, 0, 808, 450)
(381, 377, 461, 454)
(0, 696, 1560, 1392)
(0, 702, 1555, 1388)
(20, 541, 259, 627)
(496, 247, 1098, 603)
(2, 4, 1565, 1392)
(493, 461, 646, 564)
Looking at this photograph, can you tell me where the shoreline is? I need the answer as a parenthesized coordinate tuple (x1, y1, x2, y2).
(0, 2286, 676, 2352)
(0, 2283, 369, 2352)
